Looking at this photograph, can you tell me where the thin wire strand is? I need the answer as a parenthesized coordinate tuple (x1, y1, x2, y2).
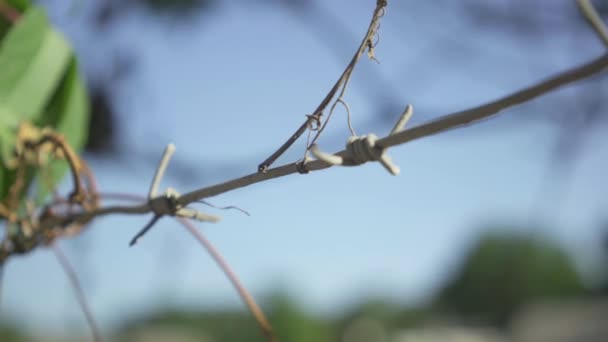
(51, 243, 102, 342)
(195, 200, 251, 216)
(178, 218, 276, 342)
(339, 98, 356, 136)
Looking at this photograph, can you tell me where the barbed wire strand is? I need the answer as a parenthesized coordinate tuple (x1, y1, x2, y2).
(179, 53, 608, 203)
(8, 52, 605, 247)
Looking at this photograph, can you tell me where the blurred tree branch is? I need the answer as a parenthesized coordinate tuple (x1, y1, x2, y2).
(577, 0, 608, 47)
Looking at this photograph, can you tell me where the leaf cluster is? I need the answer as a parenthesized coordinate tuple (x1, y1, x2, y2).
(0, 1, 89, 219)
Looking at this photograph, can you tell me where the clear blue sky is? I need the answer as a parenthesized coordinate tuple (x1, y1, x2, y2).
(3, 0, 607, 337)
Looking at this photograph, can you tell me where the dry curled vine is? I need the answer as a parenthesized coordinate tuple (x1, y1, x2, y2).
(0, 122, 99, 259)
(1, 1, 608, 342)
(257, 0, 388, 172)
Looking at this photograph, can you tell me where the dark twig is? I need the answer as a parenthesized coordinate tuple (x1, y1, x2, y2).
(24, 131, 88, 205)
(93, 192, 143, 202)
(178, 218, 276, 342)
(129, 215, 161, 246)
(51, 243, 102, 342)
(0, 1, 20, 24)
(257, 0, 388, 172)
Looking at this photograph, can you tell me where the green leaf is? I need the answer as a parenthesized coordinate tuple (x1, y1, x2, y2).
(0, 8, 45, 95)
(5, 0, 30, 11)
(36, 58, 90, 202)
(0, 106, 18, 202)
(41, 58, 89, 150)
(0, 6, 71, 122)
(0, 106, 19, 164)
(0, 5, 87, 205)
(0, 163, 4, 202)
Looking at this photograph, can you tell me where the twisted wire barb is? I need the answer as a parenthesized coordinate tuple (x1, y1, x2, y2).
(129, 143, 220, 246)
(310, 105, 413, 175)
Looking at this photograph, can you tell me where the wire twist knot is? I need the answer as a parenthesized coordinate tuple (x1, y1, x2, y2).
(345, 134, 397, 174)
(129, 144, 220, 246)
(310, 105, 413, 176)
(148, 190, 178, 217)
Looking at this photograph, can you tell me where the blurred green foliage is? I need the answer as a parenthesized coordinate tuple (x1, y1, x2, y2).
(117, 310, 263, 341)
(436, 230, 585, 326)
(0, 323, 28, 342)
(116, 293, 337, 342)
(0, 227, 603, 341)
(0, 1, 89, 210)
(106, 231, 591, 340)
(267, 293, 335, 342)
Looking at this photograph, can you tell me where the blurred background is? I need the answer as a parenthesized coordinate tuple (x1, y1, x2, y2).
(1, 0, 608, 341)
